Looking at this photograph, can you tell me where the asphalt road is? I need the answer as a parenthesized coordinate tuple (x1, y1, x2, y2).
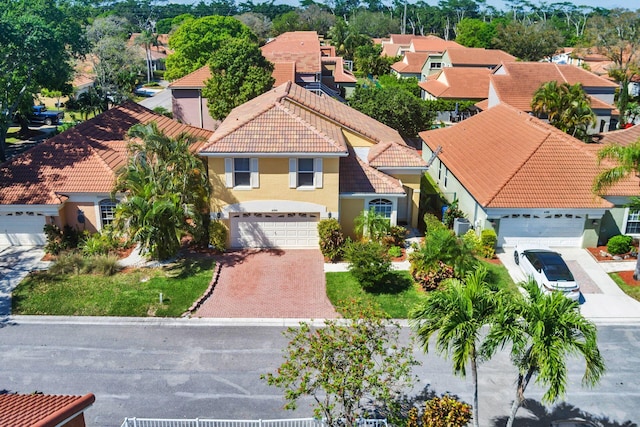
(0, 320, 638, 427)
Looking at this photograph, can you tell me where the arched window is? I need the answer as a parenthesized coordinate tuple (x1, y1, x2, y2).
(99, 199, 118, 227)
(368, 198, 392, 219)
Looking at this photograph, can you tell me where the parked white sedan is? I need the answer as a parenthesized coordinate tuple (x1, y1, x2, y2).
(513, 246, 581, 302)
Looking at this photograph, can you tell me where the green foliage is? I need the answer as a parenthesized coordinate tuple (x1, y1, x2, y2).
(462, 229, 481, 254)
(455, 18, 496, 48)
(381, 225, 408, 248)
(165, 16, 255, 81)
(81, 232, 118, 257)
(349, 85, 434, 138)
(423, 213, 447, 234)
(353, 44, 395, 77)
(262, 302, 418, 427)
(344, 240, 392, 291)
(388, 245, 402, 258)
(43, 224, 81, 255)
(593, 141, 640, 194)
(48, 252, 85, 275)
(271, 10, 307, 35)
(82, 255, 121, 276)
(607, 234, 634, 255)
(421, 395, 473, 427)
(480, 229, 497, 259)
(377, 75, 421, 98)
(493, 21, 564, 61)
(208, 220, 228, 252)
(353, 207, 391, 241)
(203, 37, 275, 120)
(317, 218, 345, 262)
(412, 260, 455, 291)
(443, 200, 465, 229)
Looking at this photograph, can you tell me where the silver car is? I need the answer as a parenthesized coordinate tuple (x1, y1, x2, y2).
(514, 246, 581, 302)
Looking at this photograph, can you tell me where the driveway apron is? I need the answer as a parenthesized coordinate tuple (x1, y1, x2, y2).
(195, 249, 338, 318)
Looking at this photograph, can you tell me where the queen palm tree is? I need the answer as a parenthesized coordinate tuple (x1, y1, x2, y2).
(593, 140, 640, 278)
(482, 280, 605, 427)
(136, 30, 160, 83)
(410, 266, 500, 427)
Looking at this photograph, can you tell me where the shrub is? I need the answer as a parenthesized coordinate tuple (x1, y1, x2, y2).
(388, 245, 402, 258)
(382, 225, 408, 248)
(81, 233, 115, 257)
(84, 255, 121, 276)
(462, 229, 481, 253)
(49, 252, 85, 275)
(422, 395, 472, 427)
(43, 224, 64, 255)
(480, 229, 498, 259)
(423, 213, 446, 235)
(344, 240, 391, 291)
(412, 260, 455, 291)
(354, 208, 391, 241)
(607, 234, 634, 255)
(317, 218, 345, 262)
(442, 200, 465, 229)
(62, 225, 80, 249)
(209, 221, 228, 252)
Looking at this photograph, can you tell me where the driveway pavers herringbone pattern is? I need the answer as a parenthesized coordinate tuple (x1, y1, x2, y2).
(195, 249, 338, 318)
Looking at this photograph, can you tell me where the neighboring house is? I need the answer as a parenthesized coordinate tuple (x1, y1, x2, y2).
(0, 102, 212, 246)
(0, 393, 95, 427)
(170, 31, 356, 130)
(390, 52, 429, 79)
(419, 103, 638, 248)
(486, 61, 619, 133)
(421, 48, 515, 80)
(379, 34, 430, 57)
(199, 81, 427, 249)
(128, 33, 172, 71)
(419, 67, 492, 102)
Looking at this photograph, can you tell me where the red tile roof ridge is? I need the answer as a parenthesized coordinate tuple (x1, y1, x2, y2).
(275, 101, 347, 152)
(368, 140, 423, 164)
(353, 150, 405, 193)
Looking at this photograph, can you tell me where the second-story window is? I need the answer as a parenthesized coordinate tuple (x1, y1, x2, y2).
(289, 158, 323, 189)
(234, 158, 251, 186)
(298, 158, 315, 186)
(225, 158, 259, 188)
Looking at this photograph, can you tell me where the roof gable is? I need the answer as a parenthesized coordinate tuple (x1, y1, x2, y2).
(419, 67, 492, 99)
(391, 52, 429, 73)
(410, 36, 462, 53)
(419, 103, 625, 209)
(261, 31, 321, 74)
(0, 393, 95, 427)
(444, 48, 516, 66)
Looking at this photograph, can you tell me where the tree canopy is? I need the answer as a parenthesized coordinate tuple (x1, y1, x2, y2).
(202, 37, 274, 120)
(165, 15, 256, 81)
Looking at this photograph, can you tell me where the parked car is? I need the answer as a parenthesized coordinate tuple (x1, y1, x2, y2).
(514, 245, 581, 302)
(551, 419, 599, 427)
(28, 105, 64, 126)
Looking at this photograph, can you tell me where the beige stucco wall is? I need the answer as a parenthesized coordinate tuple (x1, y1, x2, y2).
(61, 202, 99, 234)
(342, 130, 375, 147)
(208, 157, 340, 213)
(340, 198, 365, 239)
(171, 89, 217, 130)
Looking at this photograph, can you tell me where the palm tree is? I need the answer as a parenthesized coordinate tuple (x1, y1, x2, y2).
(593, 140, 640, 279)
(482, 280, 605, 427)
(136, 30, 160, 83)
(353, 207, 390, 241)
(410, 266, 500, 427)
(112, 123, 210, 260)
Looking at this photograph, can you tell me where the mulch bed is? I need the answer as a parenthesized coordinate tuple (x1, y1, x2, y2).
(586, 245, 637, 262)
(616, 270, 640, 287)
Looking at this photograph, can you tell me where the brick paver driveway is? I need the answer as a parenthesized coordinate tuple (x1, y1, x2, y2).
(195, 249, 338, 318)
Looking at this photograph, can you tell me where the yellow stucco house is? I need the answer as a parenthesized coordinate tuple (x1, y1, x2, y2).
(198, 81, 427, 249)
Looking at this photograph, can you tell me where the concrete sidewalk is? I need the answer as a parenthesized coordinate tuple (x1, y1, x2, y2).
(498, 247, 640, 322)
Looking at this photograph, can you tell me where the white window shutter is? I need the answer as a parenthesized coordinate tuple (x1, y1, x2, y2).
(224, 158, 233, 188)
(289, 158, 297, 188)
(314, 158, 323, 188)
(250, 158, 259, 188)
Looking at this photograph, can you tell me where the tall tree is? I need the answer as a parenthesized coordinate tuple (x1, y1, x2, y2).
(165, 15, 255, 81)
(454, 17, 496, 48)
(202, 37, 274, 120)
(0, 0, 85, 162)
(482, 280, 605, 427)
(493, 21, 564, 61)
(410, 266, 500, 427)
(262, 303, 418, 427)
(112, 123, 210, 260)
(235, 12, 273, 42)
(593, 141, 640, 279)
(586, 9, 640, 126)
(136, 29, 160, 84)
(531, 81, 596, 141)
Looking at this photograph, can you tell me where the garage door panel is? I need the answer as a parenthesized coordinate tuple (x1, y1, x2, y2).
(230, 212, 319, 248)
(498, 214, 584, 248)
(0, 213, 47, 246)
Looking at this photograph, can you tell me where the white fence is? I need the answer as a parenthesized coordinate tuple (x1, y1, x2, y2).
(120, 418, 388, 427)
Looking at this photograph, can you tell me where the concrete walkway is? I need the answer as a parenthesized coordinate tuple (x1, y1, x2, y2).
(498, 247, 640, 322)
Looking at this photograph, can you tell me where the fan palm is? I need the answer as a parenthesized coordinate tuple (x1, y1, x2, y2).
(481, 280, 605, 427)
(410, 266, 500, 427)
(593, 140, 640, 278)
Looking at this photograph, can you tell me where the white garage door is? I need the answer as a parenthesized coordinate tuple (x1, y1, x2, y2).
(498, 213, 585, 248)
(0, 212, 47, 246)
(230, 212, 319, 248)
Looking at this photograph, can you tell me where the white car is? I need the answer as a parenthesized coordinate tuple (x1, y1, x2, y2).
(513, 246, 581, 302)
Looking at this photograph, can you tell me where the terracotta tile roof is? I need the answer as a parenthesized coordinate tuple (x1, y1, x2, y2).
(419, 67, 492, 99)
(419, 103, 626, 209)
(321, 57, 357, 83)
(389, 34, 426, 45)
(168, 65, 211, 89)
(410, 36, 462, 53)
(381, 43, 401, 57)
(0, 393, 95, 427)
(368, 141, 427, 168)
(261, 31, 321, 74)
(598, 124, 640, 146)
(474, 99, 489, 111)
(490, 62, 618, 111)
(340, 150, 405, 194)
(445, 48, 516, 66)
(273, 61, 296, 87)
(391, 52, 429, 73)
(0, 102, 213, 205)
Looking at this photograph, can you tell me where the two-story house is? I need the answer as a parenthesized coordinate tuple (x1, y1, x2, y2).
(199, 82, 427, 248)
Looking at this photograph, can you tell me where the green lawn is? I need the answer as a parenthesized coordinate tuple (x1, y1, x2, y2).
(609, 273, 640, 302)
(326, 260, 517, 319)
(12, 258, 214, 317)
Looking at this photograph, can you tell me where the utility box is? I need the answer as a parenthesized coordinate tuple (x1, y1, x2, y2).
(453, 218, 471, 236)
